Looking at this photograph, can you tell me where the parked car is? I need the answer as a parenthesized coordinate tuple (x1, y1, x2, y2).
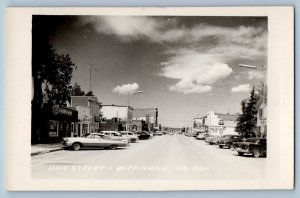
(185, 133, 193, 137)
(205, 135, 221, 145)
(154, 132, 163, 136)
(62, 133, 129, 150)
(100, 131, 130, 143)
(218, 135, 242, 148)
(168, 132, 175, 135)
(196, 133, 209, 140)
(232, 138, 267, 158)
(135, 131, 151, 140)
(119, 131, 139, 143)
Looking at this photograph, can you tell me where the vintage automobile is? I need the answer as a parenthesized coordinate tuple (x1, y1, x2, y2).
(119, 131, 139, 143)
(196, 133, 209, 140)
(100, 131, 130, 142)
(154, 131, 163, 136)
(232, 138, 267, 158)
(135, 131, 151, 140)
(217, 134, 242, 148)
(185, 133, 193, 137)
(205, 135, 221, 145)
(62, 133, 129, 151)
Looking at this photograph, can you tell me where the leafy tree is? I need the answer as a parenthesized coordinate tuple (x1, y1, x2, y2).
(86, 91, 95, 96)
(235, 87, 258, 138)
(70, 82, 85, 96)
(31, 16, 76, 144)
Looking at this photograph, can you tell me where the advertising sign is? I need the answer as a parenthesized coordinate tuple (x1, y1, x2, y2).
(49, 120, 59, 137)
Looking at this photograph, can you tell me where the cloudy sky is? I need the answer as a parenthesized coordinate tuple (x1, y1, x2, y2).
(50, 16, 267, 128)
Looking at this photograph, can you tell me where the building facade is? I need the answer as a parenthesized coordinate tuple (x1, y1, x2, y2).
(70, 96, 102, 134)
(203, 111, 239, 136)
(40, 105, 78, 143)
(257, 101, 267, 138)
(101, 104, 133, 131)
(132, 108, 158, 132)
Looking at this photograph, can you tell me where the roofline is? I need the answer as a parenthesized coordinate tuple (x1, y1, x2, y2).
(102, 104, 133, 109)
(134, 108, 158, 110)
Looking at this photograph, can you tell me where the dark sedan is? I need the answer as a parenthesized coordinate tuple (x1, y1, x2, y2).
(135, 131, 151, 140)
(218, 135, 242, 149)
(232, 138, 267, 158)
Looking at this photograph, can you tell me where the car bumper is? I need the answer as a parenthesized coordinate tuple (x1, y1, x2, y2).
(62, 142, 72, 147)
(235, 147, 250, 153)
(219, 143, 229, 146)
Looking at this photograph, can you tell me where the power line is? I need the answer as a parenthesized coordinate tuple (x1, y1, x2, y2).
(53, 32, 121, 85)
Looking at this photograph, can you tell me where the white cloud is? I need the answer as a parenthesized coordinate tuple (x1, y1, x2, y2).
(248, 70, 265, 80)
(231, 84, 251, 93)
(81, 16, 267, 57)
(81, 16, 267, 94)
(160, 50, 233, 94)
(113, 83, 139, 95)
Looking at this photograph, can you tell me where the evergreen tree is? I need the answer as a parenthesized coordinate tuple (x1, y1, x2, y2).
(235, 87, 258, 138)
(235, 100, 247, 136)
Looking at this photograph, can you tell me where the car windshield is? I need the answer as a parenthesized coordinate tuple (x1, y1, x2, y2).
(86, 135, 95, 139)
(101, 135, 111, 139)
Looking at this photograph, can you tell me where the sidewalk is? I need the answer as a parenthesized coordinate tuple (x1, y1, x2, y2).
(31, 143, 63, 156)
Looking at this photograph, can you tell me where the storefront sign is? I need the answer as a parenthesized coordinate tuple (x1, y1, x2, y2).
(95, 117, 106, 123)
(58, 108, 73, 116)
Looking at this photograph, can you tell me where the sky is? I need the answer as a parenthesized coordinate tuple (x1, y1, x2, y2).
(49, 15, 268, 128)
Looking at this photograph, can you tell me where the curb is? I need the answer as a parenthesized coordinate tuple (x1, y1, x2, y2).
(31, 148, 63, 156)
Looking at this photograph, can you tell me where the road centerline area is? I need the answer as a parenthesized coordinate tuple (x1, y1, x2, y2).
(32, 134, 266, 180)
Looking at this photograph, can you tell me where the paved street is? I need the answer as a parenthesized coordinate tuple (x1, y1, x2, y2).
(32, 134, 267, 180)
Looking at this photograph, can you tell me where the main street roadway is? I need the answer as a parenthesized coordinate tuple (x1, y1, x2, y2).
(32, 134, 267, 180)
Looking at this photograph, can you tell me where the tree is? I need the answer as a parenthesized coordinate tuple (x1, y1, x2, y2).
(31, 16, 76, 144)
(70, 82, 85, 96)
(235, 100, 248, 137)
(235, 87, 258, 138)
(86, 91, 95, 96)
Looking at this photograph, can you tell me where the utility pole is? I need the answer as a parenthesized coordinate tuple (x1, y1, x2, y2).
(89, 65, 92, 92)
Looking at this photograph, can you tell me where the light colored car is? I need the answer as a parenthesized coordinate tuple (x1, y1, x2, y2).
(196, 133, 209, 140)
(62, 133, 129, 150)
(119, 131, 139, 143)
(100, 131, 130, 143)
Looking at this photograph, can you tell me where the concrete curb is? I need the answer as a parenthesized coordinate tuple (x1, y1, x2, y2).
(31, 148, 63, 156)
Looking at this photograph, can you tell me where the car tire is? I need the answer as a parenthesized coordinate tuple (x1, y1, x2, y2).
(131, 139, 136, 143)
(238, 152, 244, 156)
(72, 143, 81, 151)
(219, 145, 223, 149)
(109, 145, 117, 150)
(253, 148, 261, 158)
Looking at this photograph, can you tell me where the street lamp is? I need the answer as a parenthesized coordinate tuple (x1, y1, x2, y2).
(126, 90, 144, 131)
(238, 64, 264, 69)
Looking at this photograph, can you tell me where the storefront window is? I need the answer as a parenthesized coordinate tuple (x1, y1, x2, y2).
(49, 120, 59, 137)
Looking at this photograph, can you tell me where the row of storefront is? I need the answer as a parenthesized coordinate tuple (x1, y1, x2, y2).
(32, 96, 159, 144)
(192, 104, 267, 138)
